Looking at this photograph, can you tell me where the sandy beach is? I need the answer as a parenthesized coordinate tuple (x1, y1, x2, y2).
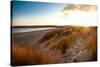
(12, 29, 56, 45)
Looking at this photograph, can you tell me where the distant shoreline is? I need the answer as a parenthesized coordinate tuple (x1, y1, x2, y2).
(12, 25, 63, 28)
(12, 25, 97, 33)
(12, 25, 97, 28)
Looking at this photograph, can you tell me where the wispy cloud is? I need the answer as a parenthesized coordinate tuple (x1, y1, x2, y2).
(62, 4, 97, 13)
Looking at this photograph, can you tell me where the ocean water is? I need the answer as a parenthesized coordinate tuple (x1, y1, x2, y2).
(12, 28, 55, 33)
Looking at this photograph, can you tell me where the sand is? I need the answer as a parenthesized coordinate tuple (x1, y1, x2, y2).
(12, 29, 56, 45)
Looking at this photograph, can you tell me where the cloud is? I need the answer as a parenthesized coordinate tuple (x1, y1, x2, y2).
(62, 4, 97, 12)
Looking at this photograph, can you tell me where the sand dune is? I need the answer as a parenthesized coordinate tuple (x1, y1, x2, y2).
(12, 26, 97, 66)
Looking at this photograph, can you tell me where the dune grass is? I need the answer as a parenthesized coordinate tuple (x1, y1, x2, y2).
(12, 43, 63, 66)
(12, 26, 97, 66)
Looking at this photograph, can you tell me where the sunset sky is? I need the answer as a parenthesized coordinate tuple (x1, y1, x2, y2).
(12, 1, 97, 26)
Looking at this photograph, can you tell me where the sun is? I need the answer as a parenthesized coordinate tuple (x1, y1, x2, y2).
(43, 9, 97, 26)
(56, 10, 97, 26)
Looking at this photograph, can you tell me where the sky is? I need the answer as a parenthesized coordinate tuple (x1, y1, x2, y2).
(12, 1, 97, 26)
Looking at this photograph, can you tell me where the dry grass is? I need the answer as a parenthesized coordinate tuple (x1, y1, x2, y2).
(12, 26, 97, 66)
(39, 26, 97, 60)
(12, 43, 63, 66)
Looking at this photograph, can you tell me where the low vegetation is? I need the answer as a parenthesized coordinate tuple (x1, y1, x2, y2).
(12, 43, 63, 66)
(12, 26, 97, 66)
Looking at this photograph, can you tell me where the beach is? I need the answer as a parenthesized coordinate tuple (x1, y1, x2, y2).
(12, 29, 56, 45)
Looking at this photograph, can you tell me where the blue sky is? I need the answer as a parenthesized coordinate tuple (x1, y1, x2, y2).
(12, 1, 65, 17)
(12, 1, 97, 26)
(12, 1, 66, 26)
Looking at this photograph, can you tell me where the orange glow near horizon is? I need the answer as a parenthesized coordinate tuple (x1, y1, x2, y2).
(13, 5, 97, 27)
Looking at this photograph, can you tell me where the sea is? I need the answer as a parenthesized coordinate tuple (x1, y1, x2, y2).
(12, 28, 55, 33)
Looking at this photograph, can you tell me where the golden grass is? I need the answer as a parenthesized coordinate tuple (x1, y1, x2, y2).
(12, 43, 63, 66)
(12, 26, 97, 65)
(39, 27, 97, 59)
